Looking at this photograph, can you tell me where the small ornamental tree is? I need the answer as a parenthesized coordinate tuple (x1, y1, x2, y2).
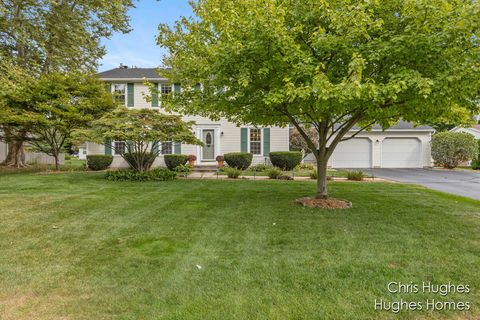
(431, 132, 477, 169)
(290, 127, 318, 156)
(74, 107, 203, 172)
(158, 0, 480, 200)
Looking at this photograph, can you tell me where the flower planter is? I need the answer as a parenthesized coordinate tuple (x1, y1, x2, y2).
(217, 160, 224, 168)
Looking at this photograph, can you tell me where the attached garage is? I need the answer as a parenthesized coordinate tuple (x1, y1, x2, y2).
(331, 138, 372, 168)
(381, 138, 421, 168)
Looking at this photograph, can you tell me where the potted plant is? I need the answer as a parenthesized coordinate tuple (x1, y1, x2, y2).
(187, 154, 197, 166)
(216, 155, 225, 168)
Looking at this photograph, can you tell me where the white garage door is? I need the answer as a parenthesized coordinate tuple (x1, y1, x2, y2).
(382, 138, 421, 168)
(331, 138, 372, 168)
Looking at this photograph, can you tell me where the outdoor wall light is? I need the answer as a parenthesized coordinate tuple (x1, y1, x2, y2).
(221, 131, 224, 136)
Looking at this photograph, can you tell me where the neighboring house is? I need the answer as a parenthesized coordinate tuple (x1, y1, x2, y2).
(78, 144, 87, 160)
(304, 121, 434, 168)
(87, 66, 290, 167)
(451, 125, 480, 139)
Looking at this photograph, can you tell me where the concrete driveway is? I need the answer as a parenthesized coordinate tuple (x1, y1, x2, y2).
(360, 168, 480, 200)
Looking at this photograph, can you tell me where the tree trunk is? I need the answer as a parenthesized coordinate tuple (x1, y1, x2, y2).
(54, 154, 59, 171)
(315, 157, 328, 199)
(3, 139, 27, 168)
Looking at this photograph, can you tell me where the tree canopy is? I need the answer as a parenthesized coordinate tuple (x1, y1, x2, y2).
(0, 72, 116, 169)
(158, 0, 480, 199)
(0, 0, 134, 167)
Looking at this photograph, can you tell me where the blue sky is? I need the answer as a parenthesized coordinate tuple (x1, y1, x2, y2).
(98, 0, 193, 72)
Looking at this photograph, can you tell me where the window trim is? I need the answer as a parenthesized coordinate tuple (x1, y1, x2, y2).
(111, 83, 127, 106)
(247, 127, 263, 156)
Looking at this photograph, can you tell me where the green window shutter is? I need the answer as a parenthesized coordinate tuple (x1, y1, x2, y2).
(104, 139, 112, 155)
(152, 141, 159, 154)
(240, 128, 248, 152)
(174, 83, 181, 93)
(127, 83, 134, 107)
(263, 128, 270, 156)
(152, 83, 159, 107)
(174, 142, 181, 154)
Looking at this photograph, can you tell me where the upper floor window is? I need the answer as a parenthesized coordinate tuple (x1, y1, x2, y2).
(161, 84, 172, 98)
(250, 128, 262, 155)
(113, 84, 126, 105)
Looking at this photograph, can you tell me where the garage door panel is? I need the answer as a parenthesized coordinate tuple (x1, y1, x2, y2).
(332, 138, 372, 168)
(382, 138, 421, 168)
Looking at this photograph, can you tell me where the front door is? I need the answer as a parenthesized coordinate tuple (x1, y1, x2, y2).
(202, 129, 215, 160)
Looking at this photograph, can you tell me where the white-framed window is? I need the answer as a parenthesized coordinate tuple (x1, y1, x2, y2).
(161, 142, 173, 155)
(160, 84, 172, 97)
(112, 84, 126, 105)
(249, 128, 262, 155)
(114, 141, 126, 155)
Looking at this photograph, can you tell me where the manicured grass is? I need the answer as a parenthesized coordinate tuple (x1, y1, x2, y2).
(0, 173, 479, 319)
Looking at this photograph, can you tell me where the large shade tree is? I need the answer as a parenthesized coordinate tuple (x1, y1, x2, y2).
(158, 0, 480, 200)
(0, 0, 133, 167)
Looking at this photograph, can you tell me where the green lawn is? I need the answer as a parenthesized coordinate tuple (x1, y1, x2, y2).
(0, 172, 479, 319)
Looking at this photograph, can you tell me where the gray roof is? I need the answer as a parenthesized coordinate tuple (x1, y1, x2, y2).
(97, 67, 167, 80)
(336, 120, 433, 131)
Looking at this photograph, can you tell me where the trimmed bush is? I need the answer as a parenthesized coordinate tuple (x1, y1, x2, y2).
(432, 132, 477, 169)
(123, 152, 157, 171)
(347, 170, 365, 181)
(471, 160, 480, 170)
(225, 167, 241, 179)
(472, 140, 480, 170)
(266, 167, 282, 179)
(105, 168, 177, 182)
(269, 151, 302, 170)
(310, 170, 317, 179)
(224, 152, 253, 170)
(86, 155, 113, 171)
(277, 175, 293, 180)
(164, 154, 188, 170)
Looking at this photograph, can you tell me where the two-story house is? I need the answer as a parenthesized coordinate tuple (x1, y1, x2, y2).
(85, 66, 290, 168)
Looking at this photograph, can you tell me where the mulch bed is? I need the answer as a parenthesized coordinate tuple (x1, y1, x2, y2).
(296, 197, 352, 209)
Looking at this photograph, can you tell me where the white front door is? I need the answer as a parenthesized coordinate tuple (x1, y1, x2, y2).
(202, 129, 215, 160)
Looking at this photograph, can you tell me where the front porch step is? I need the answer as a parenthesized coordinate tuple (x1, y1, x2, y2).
(192, 165, 219, 172)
